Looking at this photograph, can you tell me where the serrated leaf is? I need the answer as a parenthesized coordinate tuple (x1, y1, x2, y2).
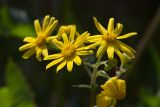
(5, 58, 35, 107)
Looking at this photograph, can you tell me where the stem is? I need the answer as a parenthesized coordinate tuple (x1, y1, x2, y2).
(83, 61, 92, 78)
(90, 56, 102, 107)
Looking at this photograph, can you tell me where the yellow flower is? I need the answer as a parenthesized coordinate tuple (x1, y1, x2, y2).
(19, 15, 58, 61)
(96, 77, 126, 107)
(88, 17, 137, 64)
(46, 25, 80, 42)
(97, 92, 116, 107)
(44, 31, 93, 72)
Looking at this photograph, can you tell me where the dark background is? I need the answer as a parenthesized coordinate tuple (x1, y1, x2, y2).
(0, 0, 160, 107)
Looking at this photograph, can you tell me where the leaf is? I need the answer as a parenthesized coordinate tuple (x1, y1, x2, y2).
(11, 24, 35, 38)
(0, 87, 12, 107)
(5, 58, 36, 107)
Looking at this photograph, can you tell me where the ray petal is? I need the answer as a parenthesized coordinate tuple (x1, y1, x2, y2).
(22, 48, 36, 59)
(76, 50, 93, 56)
(96, 41, 107, 58)
(34, 20, 42, 35)
(42, 45, 48, 58)
(42, 15, 50, 32)
(23, 37, 36, 42)
(107, 44, 115, 59)
(93, 17, 107, 34)
(69, 25, 76, 43)
(46, 57, 64, 69)
(117, 32, 137, 39)
(56, 60, 66, 72)
(19, 43, 36, 51)
(45, 20, 58, 36)
(114, 23, 123, 36)
(73, 55, 81, 66)
(44, 53, 62, 60)
(36, 46, 43, 61)
(74, 32, 89, 48)
(52, 39, 64, 49)
(107, 18, 114, 33)
(67, 60, 73, 72)
(62, 33, 69, 44)
(115, 48, 125, 64)
(116, 41, 135, 58)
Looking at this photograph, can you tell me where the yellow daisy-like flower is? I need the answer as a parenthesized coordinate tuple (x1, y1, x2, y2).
(19, 15, 58, 61)
(44, 31, 93, 72)
(46, 25, 79, 42)
(96, 77, 126, 107)
(88, 17, 137, 64)
(97, 92, 116, 107)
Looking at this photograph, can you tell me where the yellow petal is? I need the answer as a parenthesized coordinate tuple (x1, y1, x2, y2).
(36, 47, 42, 61)
(88, 35, 102, 39)
(96, 93, 116, 107)
(44, 20, 58, 36)
(107, 18, 114, 33)
(42, 15, 50, 32)
(69, 25, 76, 43)
(74, 31, 89, 48)
(46, 57, 64, 69)
(85, 42, 101, 49)
(67, 60, 73, 72)
(62, 33, 69, 44)
(76, 50, 93, 56)
(107, 44, 115, 59)
(46, 36, 57, 43)
(101, 77, 118, 97)
(56, 60, 66, 72)
(117, 32, 137, 39)
(22, 48, 36, 59)
(42, 45, 48, 57)
(73, 56, 81, 65)
(23, 37, 36, 42)
(93, 17, 107, 34)
(114, 48, 125, 64)
(114, 23, 123, 36)
(116, 41, 135, 58)
(48, 17, 56, 26)
(96, 41, 107, 58)
(19, 43, 36, 51)
(52, 39, 64, 49)
(116, 79, 126, 100)
(118, 41, 136, 54)
(34, 20, 42, 35)
(44, 53, 62, 60)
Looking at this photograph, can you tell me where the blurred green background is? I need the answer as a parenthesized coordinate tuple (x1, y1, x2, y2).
(0, 0, 160, 107)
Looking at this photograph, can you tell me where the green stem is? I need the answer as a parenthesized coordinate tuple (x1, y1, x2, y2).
(90, 56, 102, 107)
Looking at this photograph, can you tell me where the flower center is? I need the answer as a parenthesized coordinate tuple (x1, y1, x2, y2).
(102, 33, 117, 43)
(62, 44, 76, 58)
(36, 34, 46, 46)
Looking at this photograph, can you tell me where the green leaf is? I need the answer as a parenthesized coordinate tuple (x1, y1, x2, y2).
(5, 58, 35, 107)
(0, 87, 12, 107)
(11, 24, 35, 38)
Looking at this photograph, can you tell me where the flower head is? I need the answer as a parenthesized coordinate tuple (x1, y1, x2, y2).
(46, 25, 79, 42)
(44, 30, 93, 72)
(88, 17, 137, 64)
(19, 15, 58, 61)
(96, 77, 126, 107)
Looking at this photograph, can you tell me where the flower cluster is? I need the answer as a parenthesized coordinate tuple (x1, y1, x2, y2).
(96, 77, 126, 107)
(19, 15, 137, 107)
